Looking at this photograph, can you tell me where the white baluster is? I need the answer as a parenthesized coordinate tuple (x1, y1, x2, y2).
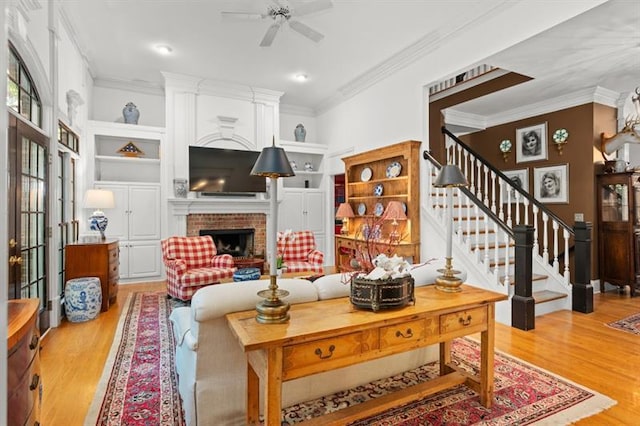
(552, 220, 559, 272)
(483, 214, 490, 271)
(483, 164, 489, 206)
(563, 228, 570, 284)
(532, 205, 539, 254)
(490, 171, 497, 214)
(542, 212, 549, 264)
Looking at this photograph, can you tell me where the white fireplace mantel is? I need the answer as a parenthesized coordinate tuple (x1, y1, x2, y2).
(167, 197, 272, 236)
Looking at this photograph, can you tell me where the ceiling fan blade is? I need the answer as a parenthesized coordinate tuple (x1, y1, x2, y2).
(260, 23, 281, 47)
(288, 20, 324, 43)
(220, 11, 266, 20)
(292, 0, 333, 16)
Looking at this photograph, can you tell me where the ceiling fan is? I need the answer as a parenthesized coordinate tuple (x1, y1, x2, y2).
(221, 0, 333, 47)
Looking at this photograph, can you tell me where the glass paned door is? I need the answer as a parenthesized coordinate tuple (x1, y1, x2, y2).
(8, 114, 50, 332)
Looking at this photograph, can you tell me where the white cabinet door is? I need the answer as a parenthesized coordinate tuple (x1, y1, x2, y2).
(129, 186, 160, 240)
(278, 191, 305, 232)
(279, 189, 325, 233)
(96, 184, 128, 240)
(95, 183, 160, 240)
(119, 241, 162, 280)
(304, 191, 325, 235)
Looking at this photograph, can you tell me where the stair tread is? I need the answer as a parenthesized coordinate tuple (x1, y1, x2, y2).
(500, 273, 548, 284)
(533, 290, 568, 304)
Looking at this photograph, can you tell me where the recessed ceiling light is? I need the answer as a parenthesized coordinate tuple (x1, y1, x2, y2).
(155, 44, 173, 55)
(295, 73, 308, 82)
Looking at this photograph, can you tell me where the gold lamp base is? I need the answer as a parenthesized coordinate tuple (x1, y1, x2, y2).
(255, 275, 290, 323)
(435, 257, 463, 292)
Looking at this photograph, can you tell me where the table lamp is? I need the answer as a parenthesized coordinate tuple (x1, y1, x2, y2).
(335, 202, 355, 235)
(433, 164, 468, 292)
(250, 136, 295, 323)
(382, 201, 407, 243)
(84, 189, 115, 240)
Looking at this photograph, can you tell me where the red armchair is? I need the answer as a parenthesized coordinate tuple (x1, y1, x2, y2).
(277, 230, 324, 274)
(161, 236, 236, 301)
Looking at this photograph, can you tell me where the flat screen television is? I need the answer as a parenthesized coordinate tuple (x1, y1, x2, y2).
(188, 146, 266, 194)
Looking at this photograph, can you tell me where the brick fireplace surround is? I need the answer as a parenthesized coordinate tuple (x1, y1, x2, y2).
(187, 213, 267, 258)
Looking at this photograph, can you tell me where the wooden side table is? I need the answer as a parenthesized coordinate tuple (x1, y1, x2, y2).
(234, 257, 265, 274)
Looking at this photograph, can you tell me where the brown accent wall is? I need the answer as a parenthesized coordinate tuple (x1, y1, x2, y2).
(459, 103, 617, 278)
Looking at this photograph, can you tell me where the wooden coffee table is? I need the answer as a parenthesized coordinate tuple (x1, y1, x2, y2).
(227, 284, 507, 425)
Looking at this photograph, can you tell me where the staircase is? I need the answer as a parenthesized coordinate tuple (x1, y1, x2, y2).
(422, 128, 593, 328)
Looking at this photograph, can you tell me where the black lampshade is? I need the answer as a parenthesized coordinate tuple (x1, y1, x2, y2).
(433, 164, 468, 188)
(250, 139, 295, 178)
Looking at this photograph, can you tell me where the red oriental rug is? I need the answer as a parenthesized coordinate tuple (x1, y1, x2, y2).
(606, 312, 640, 335)
(84, 292, 185, 426)
(86, 292, 615, 426)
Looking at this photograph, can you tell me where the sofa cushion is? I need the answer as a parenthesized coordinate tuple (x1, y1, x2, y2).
(313, 259, 468, 301)
(191, 278, 319, 323)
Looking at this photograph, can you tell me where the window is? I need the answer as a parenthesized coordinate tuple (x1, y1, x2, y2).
(58, 121, 79, 153)
(57, 123, 79, 297)
(7, 44, 42, 127)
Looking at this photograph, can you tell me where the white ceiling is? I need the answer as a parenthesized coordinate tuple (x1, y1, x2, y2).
(61, 0, 640, 116)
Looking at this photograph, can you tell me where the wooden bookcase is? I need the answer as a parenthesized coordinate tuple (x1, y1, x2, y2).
(335, 140, 421, 270)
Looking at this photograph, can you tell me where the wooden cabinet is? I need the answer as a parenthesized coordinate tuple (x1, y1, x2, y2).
(336, 140, 421, 270)
(8, 299, 41, 426)
(65, 240, 120, 311)
(596, 171, 640, 296)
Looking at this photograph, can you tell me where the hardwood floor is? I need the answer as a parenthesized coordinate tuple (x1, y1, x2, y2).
(40, 283, 639, 425)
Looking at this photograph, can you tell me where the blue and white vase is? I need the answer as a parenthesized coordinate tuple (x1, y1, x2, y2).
(89, 212, 109, 240)
(65, 277, 102, 322)
(122, 102, 140, 124)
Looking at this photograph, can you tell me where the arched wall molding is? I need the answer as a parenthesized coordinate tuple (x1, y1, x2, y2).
(194, 132, 256, 151)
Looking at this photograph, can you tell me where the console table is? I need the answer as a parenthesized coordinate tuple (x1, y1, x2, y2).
(227, 284, 507, 425)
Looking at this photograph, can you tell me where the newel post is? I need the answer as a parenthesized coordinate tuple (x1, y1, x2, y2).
(512, 224, 535, 330)
(572, 221, 593, 313)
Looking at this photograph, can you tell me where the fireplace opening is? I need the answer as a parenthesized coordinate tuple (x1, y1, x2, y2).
(199, 228, 255, 258)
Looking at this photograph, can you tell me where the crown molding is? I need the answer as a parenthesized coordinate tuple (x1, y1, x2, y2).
(162, 71, 283, 104)
(442, 109, 487, 132)
(316, 0, 513, 114)
(482, 86, 621, 127)
(280, 103, 316, 117)
(429, 68, 510, 103)
(94, 77, 165, 97)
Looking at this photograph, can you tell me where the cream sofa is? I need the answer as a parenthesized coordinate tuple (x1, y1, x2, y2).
(169, 260, 465, 425)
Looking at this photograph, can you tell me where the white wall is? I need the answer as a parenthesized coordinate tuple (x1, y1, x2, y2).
(316, 0, 609, 261)
(280, 110, 318, 144)
(92, 85, 165, 126)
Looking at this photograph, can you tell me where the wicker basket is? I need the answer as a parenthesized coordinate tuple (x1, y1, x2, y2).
(350, 275, 415, 312)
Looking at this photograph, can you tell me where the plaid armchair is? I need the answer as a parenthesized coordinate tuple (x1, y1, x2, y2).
(277, 230, 324, 274)
(161, 236, 236, 301)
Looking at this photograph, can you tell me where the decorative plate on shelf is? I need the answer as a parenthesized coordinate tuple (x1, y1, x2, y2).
(357, 203, 366, 216)
(373, 183, 384, 196)
(386, 161, 402, 178)
(374, 202, 384, 217)
(402, 202, 407, 214)
(360, 167, 373, 182)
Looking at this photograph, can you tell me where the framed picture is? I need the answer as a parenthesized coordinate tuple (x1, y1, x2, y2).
(516, 123, 547, 163)
(534, 164, 569, 203)
(502, 169, 529, 202)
